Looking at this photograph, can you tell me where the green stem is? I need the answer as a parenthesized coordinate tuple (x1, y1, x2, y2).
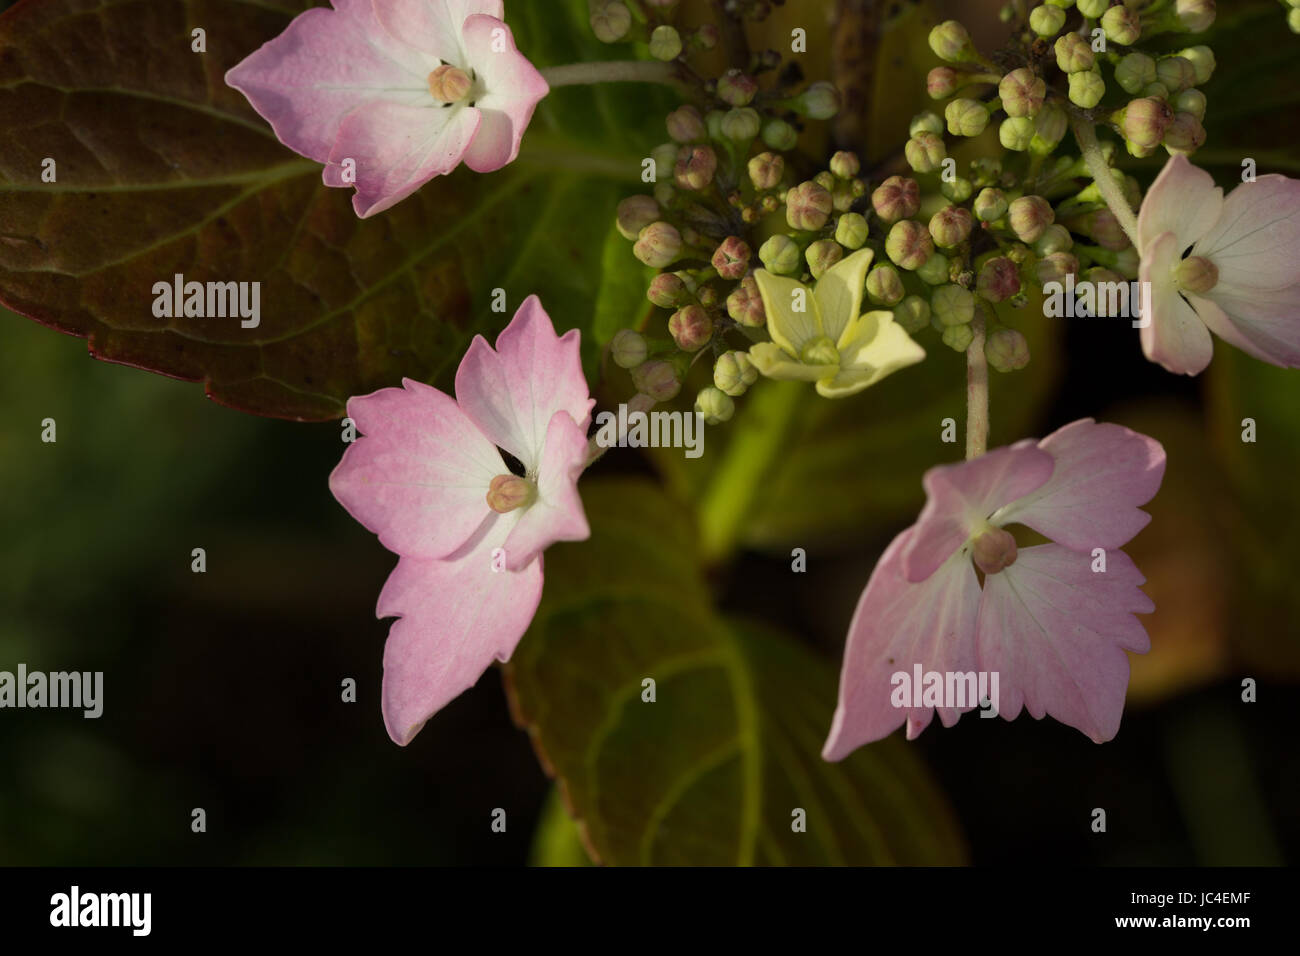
(1071, 116, 1141, 249)
(541, 60, 683, 91)
(966, 313, 989, 460)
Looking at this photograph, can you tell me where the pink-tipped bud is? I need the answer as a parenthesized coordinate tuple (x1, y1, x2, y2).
(972, 526, 1018, 574)
(487, 474, 535, 514)
(712, 236, 752, 280)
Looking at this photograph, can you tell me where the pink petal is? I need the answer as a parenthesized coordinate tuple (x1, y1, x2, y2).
(1190, 285, 1300, 368)
(225, 0, 431, 165)
(329, 378, 503, 560)
(455, 296, 594, 470)
(1138, 231, 1214, 374)
(372, 0, 504, 63)
(995, 419, 1165, 553)
(1196, 175, 1300, 292)
(326, 101, 480, 218)
(459, 15, 550, 172)
(901, 444, 1054, 583)
(502, 411, 591, 570)
(976, 544, 1152, 743)
(823, 530, 982, 761)
(1136, 154, 1223, 254)
(377, 515, 543, 746)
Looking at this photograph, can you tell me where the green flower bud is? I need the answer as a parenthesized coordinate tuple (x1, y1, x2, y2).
(1115, 53, 1157, 95)
(717, 69, 758, 107)
(705, 109, 726, 141)
(905, 132, 948, 173)
(1101, 5, 1141, 44)
(762, 118, 798, 151)
(805, 239, 845, 279)
(894, 295, 932, 334)
(814, 171, 837, 193)
(1175, 0, 1216, 33)
(798, 81, 841, 120)
(667, 105, 706, 143)
(941, 177, 974, 203)
(650, 142, 679, 181)
(786, 180, 834, 232)
(1068, 69, 1106, 109)
(634, 221, 683, 268)
(946, 97, 990, 137)
(985, 328, 1030, 372)
(631, 359, 681, 401)
(1008, 195, 1055, 243)
(866, 264, 905, 306)
(1174, 255, 1219, 294)
(929, 205, 975, 248)
(910, 111, 945, 137)
(653, 182, 676, 207)
(1174, 88, 1207, 121)
(929, 20, 975, 62)
(1000, 68, 1047, 118)
(1156, 56, 1197, 94)
(829, 150, 861, 179)
(669, 304, 713, 352)
(713, 351, 758, 397)
(932, 284, 975, 326)
(648, 272, 689, 309)
(836, 212, 870, 250)
(721, 107, 761, 142)
(1035, 251, 1079, 285)
(649, 24, 683, 61)
(1054, 33, 1094, 74)
(610, 329, 648, 368)
(1031, 104, 1068, 153)
(999, 116, 1035, 152)
(747, 154, 783, 193)
(942, 323, 974, 352)
(1077, 0, 1108, 17)
(1182, 49, 1217, 83)
(927, 66, 960, 98)
(1122, 97, 1174, 150)
(974, 187, 1009, 222)
(590, 1, 632, 43)
(977, 256, 1021, 303)
(726, 276, 766, 327)
(1164, 111, 1206, 153)
(1033, 223, 1073, 255)
(872, 175, 921, 223)
(695, 387, 736, 425)
(1030, 4, 1066, 37)
(886, 220, 935, 271)
(916, 251, 951, 286)
(759, 235, 802, 275)
(970, 157, 1002, 186)
(675, 145, 717, 191)
(616, 195, 661, 240)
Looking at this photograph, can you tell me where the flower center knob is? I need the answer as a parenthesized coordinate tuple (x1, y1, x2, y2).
(971, 526, 1018, 575)
(486, 474, 535, 514)
(1174, 255, 1219, 294)
(428, 65, 473, 104)
(799, 335, 840, 367)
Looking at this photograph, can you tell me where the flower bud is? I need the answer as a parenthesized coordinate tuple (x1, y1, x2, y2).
(667, 105, 706, 143)
(905, 132, 947, 173)
(872, 176, 921, 223)
(985, 328, 1030, 373)
(805, 239, 844, 279)
(798, 81, 841, 120)
(836, 212, 870, 250)
(894, 295, 932, 334)
(866, 264, 905, 306)
(786, 180, 833, 231)
(653, 182, 676, 207)
(929, 205, 974, 248)
(1174, 89, 1207, 121)
(909, 111, 945, 137)
(634, 221, 683, 268)
(726, 276, 766, 327)
(942, 178, 974, 205)
(1115, 53, 1157, 95)
(487, 474, 535, 514)
(651, 142, 679, 181)
(711, 236, 752, 280)
(915, 251, 949, 286)
(942, 323, 974, 352)
(759, 235, 801, 274)
(632, 360, 681, 401)
(927, 66, 960, 98)
(590, 1, 632, 43)
(647, 273, 688, 309)
(1008, 195, 1054, 243)
(971, 525, 1018, 572)
(1054, 32, 1094, 74)
(1069, 69, 1105, 109)
(1122, 97, 1174, 150)
(610, 329, 648, 369)
(695, 387, 735, 425)
(829, 150, 862, 180)
(1164, 111, 1206, 153)
(886, 220, 935, 271)
(694, 23, 720, 49)
(977, 257, 1021, 303)
(1033, 223, 1073, 255)
(1035, 251, 1079, 285)
(717, 69, 758, 107)
(1029, 4, 1066, 36)
(669, 305, 713, 352)
(974, 187, 1009, 222)
(932, 284, 975, 326)
(649, 24, 683, 61)
(1000, 116, 1035, 152)
(946, 98, 990, 137)
(1174, 255, 1219, 293)
(814, 171, 837, 193)
(616, 195, 661, 241)
(762, 118, 798, 151)
(1101, 5, 1141, 45)
(720, 107, 761, 143)
(713, 351, 758, 396)
(1031, 104, 1068, 153)
(743, 154, 783, 194)
(1176, 46, 1216, 85)
(1000, 68, 1046, 118)
(929, 20, 975, 62)
(1156, 56, 1197, 94)
(675, 145, 717, 191)
(1077, 0, 1108, 16)
(1175, 0, 1216, 33)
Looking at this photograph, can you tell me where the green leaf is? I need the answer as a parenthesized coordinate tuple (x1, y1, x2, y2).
(506, 477, 965, 866)
(591, 221, 654, 348)
(0, 0, 668, 420)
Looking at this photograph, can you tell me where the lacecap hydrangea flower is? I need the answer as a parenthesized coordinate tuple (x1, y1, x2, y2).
(226, 0, 548, 217)
(330, 297, 592, 744)
(824, 420, 1166, 760)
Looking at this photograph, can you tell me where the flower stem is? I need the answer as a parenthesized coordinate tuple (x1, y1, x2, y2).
(541, 60, 684, 91)
(1071, 116, 1141, 249)
(966, 313, 989, 461)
